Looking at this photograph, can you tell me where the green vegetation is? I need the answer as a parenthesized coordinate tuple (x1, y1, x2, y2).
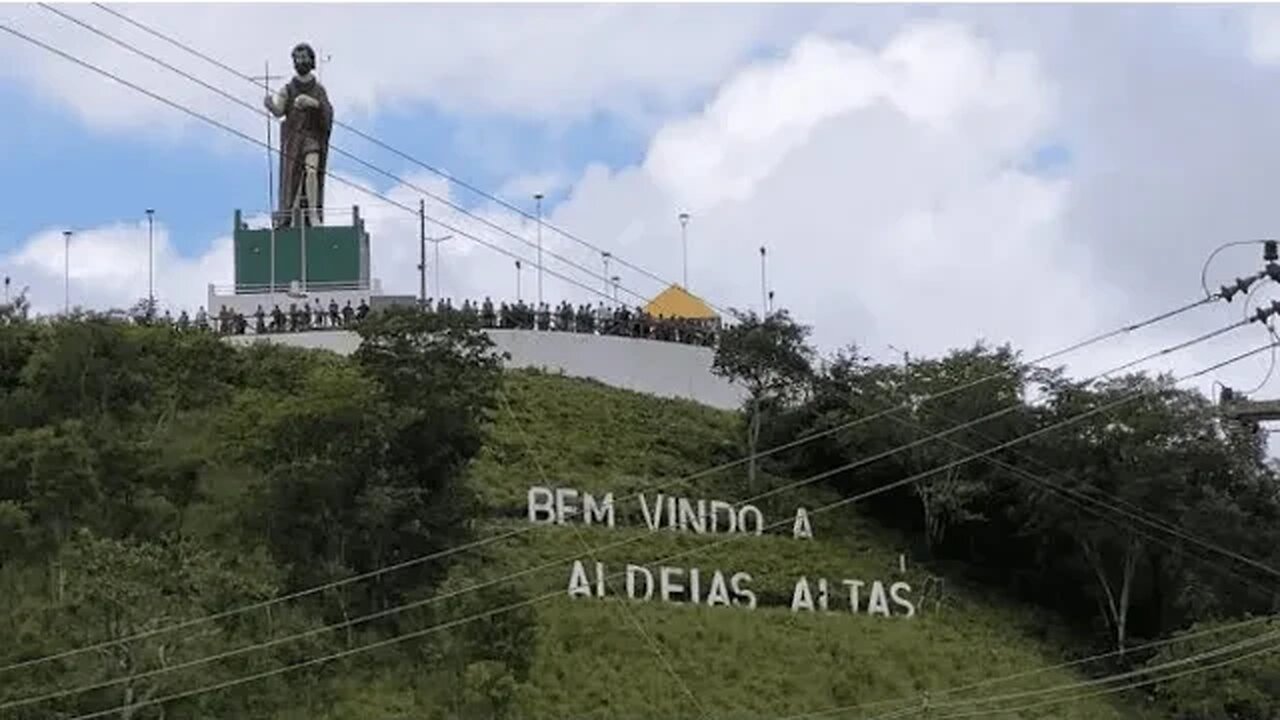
(2, 298, 1276, 719)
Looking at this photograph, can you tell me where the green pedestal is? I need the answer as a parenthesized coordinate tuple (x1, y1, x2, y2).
(232, 207, 370, 294)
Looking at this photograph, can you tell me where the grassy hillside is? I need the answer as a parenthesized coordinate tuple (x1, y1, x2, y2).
(450, 370, 1145, 720)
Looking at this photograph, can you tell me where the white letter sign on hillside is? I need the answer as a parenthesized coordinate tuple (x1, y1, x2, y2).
(529, 485, 917, 620)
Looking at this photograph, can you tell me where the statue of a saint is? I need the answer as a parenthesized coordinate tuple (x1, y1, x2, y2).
(264, 43, 333, 228)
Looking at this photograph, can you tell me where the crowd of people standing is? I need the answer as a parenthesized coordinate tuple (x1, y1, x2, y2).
(157, 295, 719, 348)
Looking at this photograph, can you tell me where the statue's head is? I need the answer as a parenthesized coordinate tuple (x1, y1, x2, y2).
(291, 43, 316, 76)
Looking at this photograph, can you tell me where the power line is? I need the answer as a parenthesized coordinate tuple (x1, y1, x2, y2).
(19, 336, 1277, 714)
(495, 390, 710, 719)
(873, 355, 1280, 587)
(51, 339, 1280, 719)
(777, 614, 1277, 720)
(34, 3, 659, 309)
(87, 1, 707, 310)
(0, 291, 1235, 676)
(919, 632, 1280, 719)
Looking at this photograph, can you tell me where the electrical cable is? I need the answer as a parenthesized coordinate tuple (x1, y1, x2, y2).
(0, 34, 1259, 665)
(89, 1, 699, 308)
(495, 389, 710, 719)
(26, 339, 1280, 717)
(919, 634, 1280, 719)
(0, 289, 1242, 676)
(853, 627, 1280, 720)
(775, 614, 1277, 720)
(915, 627, 1280, 716)
(1236, 282, 1279, 395)
(1201, 239, 1270, 300)
(0, 21, 645, 312)
(870, 367, 1280, 588)
(36, 3, 663, 309)
(10, 14, 1280, 707)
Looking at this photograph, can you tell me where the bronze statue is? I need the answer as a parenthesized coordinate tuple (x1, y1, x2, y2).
(264, 43, 333, 228)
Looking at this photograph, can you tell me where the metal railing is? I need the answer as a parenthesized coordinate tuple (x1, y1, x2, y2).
(213, 280, 372, 296)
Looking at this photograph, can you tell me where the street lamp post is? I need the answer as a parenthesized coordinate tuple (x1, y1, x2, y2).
(759, 246, 768, 317)
(601, 251, 611, 297)
(534, 193, 544, 307)
(418, 199, 426, 304)
(145, 208, 155, 316)
(63, 230, 71, 315)
(679, 212, 690, 289)
(515, 260, 523, 302)
(610, 275, 621, 304)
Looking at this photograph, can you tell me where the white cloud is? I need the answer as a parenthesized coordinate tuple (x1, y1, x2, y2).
(5, 8, 1280, 411)
(1246, 6, 1280, 66)
(0, 3, 799, 135)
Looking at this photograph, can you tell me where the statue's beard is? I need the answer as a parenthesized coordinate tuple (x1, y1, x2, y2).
(294, 61, 314, 77)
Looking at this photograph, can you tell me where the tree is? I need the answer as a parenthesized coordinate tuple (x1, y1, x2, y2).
(227, 307, 504, 618)
(1147, 617, 1280, 720)
(712, 309, 814, 490)
(894, 345, 1031, 556)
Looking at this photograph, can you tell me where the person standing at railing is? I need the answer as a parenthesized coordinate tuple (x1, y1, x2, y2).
(255, 305, 267, 334)
(329, 299, 340, 328)
(481, 297, 496, 328)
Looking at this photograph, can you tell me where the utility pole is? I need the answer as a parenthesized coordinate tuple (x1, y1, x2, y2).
(601, 251, 611, 297)
(145, 208, 155, 316)
(515, 260, 523, 302)
(534, 193, 544, 307)
(418, 199, 426, 304)
(679, 211, 690, 289)
(611, 275, 621, 304)
(63, 230, 71, 315)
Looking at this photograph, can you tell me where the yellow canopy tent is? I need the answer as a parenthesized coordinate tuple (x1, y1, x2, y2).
(644, 285, 718, 321)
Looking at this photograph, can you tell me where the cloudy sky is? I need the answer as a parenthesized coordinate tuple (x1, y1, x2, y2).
(3, 3, 1280, 399)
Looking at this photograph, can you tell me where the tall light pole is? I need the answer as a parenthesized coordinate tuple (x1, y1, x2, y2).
(601, 251, 611, 297)
(534, 193, 544, 307)
(145, 208, 155, 315)
(515, 260, 523, 302)
(610, 275, 621, 304)
(679, 212, 690, 289)
(3, 275, 9, 305)
(759, 245, 768, 317)
(63, 230, 71, 315)
(418, 199, 426, 304)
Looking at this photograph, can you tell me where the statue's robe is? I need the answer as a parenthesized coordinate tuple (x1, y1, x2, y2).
(276, 74, 333, 227)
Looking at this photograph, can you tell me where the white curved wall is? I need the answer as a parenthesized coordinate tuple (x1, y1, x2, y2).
(224, 329, 747, 411)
